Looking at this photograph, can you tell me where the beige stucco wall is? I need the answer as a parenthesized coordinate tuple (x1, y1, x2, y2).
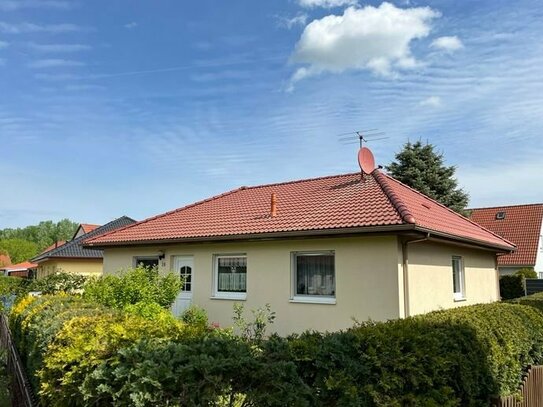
(103, 236, 403, 335)
(37, 258, 103, 279)
(407, 241, 498, 316)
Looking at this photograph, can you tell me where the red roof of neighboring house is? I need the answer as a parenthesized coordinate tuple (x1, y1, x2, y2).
(470, 204, 543, 266)
(0, 254, 11, 267)
(41, 240, 66, 254)
(86, 170, 514, 251)
(1, 261, 37, 271)
(80, 224, 99, 234)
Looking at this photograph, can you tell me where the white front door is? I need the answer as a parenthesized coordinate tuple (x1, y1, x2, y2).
(171, 256, 193, 317)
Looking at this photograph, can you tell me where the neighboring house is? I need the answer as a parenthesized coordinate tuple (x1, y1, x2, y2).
(85, 149, 514, 335)
(73, 224, 99, 239)
(41, 240, 66, 254)
(32, 216, 136, 279)
(470, 204, 543, 278)
(1, 261, 38, 278)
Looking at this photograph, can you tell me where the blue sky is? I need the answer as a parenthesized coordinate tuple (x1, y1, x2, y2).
(1, 0, 542, 228)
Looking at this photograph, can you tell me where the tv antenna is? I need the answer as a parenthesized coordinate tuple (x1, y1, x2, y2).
(337, 129, 389, 148)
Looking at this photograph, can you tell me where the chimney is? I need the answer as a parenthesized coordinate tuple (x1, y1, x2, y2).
(271, 193, 277, 217)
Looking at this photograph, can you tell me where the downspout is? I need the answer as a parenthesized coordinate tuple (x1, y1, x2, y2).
(402, 233, 431, 318)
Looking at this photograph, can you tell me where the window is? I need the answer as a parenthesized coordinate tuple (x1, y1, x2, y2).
(292, 251, 335, 304)
(452, 256, 465, 300)
(134, 256, 159, 269)
(213, 255, 247, 299)
(180, 266, 192, 292)
(495, 211, 506, 220)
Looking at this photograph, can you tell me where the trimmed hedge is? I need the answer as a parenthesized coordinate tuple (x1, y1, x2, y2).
(500, 274, 525, 300)
(9, 295, 543, 406)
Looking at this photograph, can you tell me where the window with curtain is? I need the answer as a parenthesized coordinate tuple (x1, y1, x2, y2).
(452, 256, 465, 300)
(293, 252, 335, 297)
(216, 255, 247, 293)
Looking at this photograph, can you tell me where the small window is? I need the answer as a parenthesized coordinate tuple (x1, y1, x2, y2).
(292, 251, 335, 303)
(213, 255, 247, 299)
(180, 266, 192, 292)
(134, 257, 159, 270)
(496, 211, 506, 220)
(452, 256, 465, 301)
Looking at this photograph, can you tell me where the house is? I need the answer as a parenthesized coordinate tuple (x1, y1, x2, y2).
(1, 261, 38, 278)
(85, 148, 514, 335)
(470, 204, 543, 278)
(32, 216, 136, 279)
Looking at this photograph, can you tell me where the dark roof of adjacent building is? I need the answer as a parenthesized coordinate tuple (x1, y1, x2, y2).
(470, 203, 543, 266)
(85, 171, 514, 252)
(32, 216, 136, 263)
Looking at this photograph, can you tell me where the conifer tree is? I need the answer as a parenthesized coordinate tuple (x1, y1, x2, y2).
(386, 141, 469, 214)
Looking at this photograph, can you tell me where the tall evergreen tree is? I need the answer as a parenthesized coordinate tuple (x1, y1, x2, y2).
(386, 141, 469, 214)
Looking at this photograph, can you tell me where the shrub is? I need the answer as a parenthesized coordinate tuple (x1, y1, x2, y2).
(180, 304, 209, 329)
(232, 302, 276, 342)
(124, 301, 181, 326)
(516, 267, 538, 279)
(83, 266, 182, 309)
(28, 272, 87, 294)
(500, 274, 525, 300)
(288, 302, 543, 406)
(0, 275, 29, 311)
(514, 291, 543, 313)
(80, 335, 311, 407)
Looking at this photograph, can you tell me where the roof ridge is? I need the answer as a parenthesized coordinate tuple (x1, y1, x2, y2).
(372, 170, 416, 224)
(85, 189, 246, 245)
(469, 203, 543, 211)
(243, 171, 360, 190)
(381, 172, 517, 248)
(34, 216, 135, 261)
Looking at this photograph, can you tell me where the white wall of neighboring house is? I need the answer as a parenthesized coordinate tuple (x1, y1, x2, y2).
(535, 223, 543, 279)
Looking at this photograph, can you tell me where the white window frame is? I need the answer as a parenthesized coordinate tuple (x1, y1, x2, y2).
(452, 256, 466, 301)
(212, 254, 247, 300)
(290, 251, 336, 305)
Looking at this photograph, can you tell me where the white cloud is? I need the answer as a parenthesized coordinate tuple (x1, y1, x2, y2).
(0, 22, 81, 34)
(298, 0, 357, 8)
(289, 3, 440, 86)
(419, 96, 442, 107)
(431, 35, 463, 52)
(28, 43, 91, 53)
(0, 0, 73, 11)
(28, 59, 84, 68)
(277, 14, 308, 29)
(124, 22, 138, 29)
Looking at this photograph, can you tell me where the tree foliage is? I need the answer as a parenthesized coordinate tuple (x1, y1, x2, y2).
(0, 219, 78, 263)
(386, 141, 470, 213)
(0, 238, 39, 264)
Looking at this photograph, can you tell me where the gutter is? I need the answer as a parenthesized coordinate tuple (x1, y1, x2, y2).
(402, 232, 431, 318)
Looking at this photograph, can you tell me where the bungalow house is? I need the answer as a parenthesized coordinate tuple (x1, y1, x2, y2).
(85, 148, 514, 335)
(32, 216, 136, 279)
(1, 261, 37, 278)
(470, 204, 543, 278)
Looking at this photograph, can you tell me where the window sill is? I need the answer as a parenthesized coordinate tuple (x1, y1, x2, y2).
(454, 297, 467, 302)
(210, 293, 247, 301)
(289, 296, 336, 305)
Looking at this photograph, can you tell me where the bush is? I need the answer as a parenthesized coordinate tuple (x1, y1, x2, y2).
(83, 266, 182, 309)
(28, 271, 87, 294)
(514, 291, 543, 313)
(0, 275, 29, 311)
(180, 305, 209, 330)
(288, 302, 543, 406)
(500, 274, 525, 300)
(516, 267, 538, 279)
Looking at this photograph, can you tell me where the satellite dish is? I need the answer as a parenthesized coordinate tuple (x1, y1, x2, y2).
(358, 147, 375, 174)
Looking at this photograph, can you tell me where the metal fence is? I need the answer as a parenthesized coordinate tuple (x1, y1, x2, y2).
(491, 365, 543, 407)
(0, 314, 39, 407)
(525, 279, 543, 296)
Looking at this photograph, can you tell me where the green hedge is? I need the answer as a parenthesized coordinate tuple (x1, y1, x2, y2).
(500, 274, 525, 300)
(10, 295, 543, 406)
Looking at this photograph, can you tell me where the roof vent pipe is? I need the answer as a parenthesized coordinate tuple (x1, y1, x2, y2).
(271, 193, 277, 217)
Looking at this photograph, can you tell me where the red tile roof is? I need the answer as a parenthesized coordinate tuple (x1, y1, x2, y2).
(470, 204, 543, 266)
(1, 261, 38, 271)
(86, 171, 514, 251)
(80, 224, 99, 234)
